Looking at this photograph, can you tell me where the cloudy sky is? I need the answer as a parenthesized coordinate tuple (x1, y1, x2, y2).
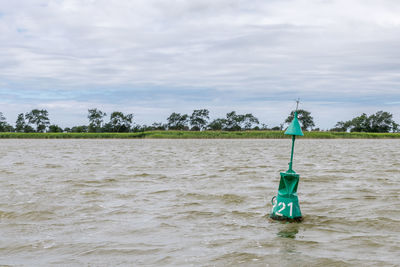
(1, 0, 399, 129)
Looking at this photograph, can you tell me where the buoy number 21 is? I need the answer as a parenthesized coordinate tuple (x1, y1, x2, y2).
(273, 201, 293, 217)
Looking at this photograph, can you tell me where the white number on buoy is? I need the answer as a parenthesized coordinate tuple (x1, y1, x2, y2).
(287, 202, 293, 217)
(275, 202, 294, 217)
(272, 197, 277, 212)
(275, 202, 286, 216)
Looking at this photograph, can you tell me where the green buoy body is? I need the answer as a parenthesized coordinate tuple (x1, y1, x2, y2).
(270, 111, 304, 222)
(270, 171, 302, 221)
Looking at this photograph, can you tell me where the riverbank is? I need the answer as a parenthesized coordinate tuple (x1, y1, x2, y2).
(0, 131, 400, 139)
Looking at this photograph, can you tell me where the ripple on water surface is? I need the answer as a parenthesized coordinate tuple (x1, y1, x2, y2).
(0, 139, 399, 266)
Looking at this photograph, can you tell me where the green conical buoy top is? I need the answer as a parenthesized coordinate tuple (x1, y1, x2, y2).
(284, 111, 304, 136)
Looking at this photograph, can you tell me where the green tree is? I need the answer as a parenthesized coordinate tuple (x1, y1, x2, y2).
(207, 118, 226, 130)
(48, 124, 63, 133)
(131, 124, 143, 132)
(285, 109, 315, 131)
(23, 125, 35, 133)
(25, 109, 50, 132)
(348, 113, 370, 132)
(369, 111, 397, 133)
(330, 121, 351, 132)
(337, 111, 398, 133)
(108, 111, 134, 132)
(0, 112, 5, 124)
(242, 113, 260, 130)
(167, 112, 189, 130)
(190, 109, 210, 131)
(206, 112, 260, 131)
(150, 122, 167, 130)
(224, 111, 259, 131)
(393, 122, 399, 133)
(71, 125, 88, 133)
(88, 108, 106, 132)
(15, 113, 26, 132)
(224, 111, 242, 131)
(0, 112, 13, 132)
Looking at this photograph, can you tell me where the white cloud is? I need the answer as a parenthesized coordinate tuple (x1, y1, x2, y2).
(0, 0, 399, 127)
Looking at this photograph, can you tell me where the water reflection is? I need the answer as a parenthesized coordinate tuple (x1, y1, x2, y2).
(276, 223, 299, 239)
(277, 223, 300, 239)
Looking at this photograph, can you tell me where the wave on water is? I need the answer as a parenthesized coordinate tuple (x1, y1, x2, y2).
(0, 139, 399, 266)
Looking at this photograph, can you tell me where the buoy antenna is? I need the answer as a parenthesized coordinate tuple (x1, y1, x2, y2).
(295, 98, 300, 112)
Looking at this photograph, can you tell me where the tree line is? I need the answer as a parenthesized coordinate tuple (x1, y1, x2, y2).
(0, 109, 398, 133)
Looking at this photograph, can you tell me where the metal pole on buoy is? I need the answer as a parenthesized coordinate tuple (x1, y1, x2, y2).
(270, 101, 304, 222)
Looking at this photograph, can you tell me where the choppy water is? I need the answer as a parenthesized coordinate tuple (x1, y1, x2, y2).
(0, 139, 399, 266)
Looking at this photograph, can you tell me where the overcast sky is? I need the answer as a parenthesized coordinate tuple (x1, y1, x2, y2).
(1, 0, 399, 129)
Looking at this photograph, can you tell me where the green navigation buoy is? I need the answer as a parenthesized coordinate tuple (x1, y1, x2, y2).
(270, 103, 304, 222)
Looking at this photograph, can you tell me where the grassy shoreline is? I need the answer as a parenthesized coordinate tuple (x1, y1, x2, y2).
(0, 131, 400, 139)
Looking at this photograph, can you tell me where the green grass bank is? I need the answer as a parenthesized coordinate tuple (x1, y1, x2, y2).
(1, 131, 400, 139)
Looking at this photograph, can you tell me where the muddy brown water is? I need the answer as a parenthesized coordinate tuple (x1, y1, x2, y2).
(0, 139, 399, 266)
